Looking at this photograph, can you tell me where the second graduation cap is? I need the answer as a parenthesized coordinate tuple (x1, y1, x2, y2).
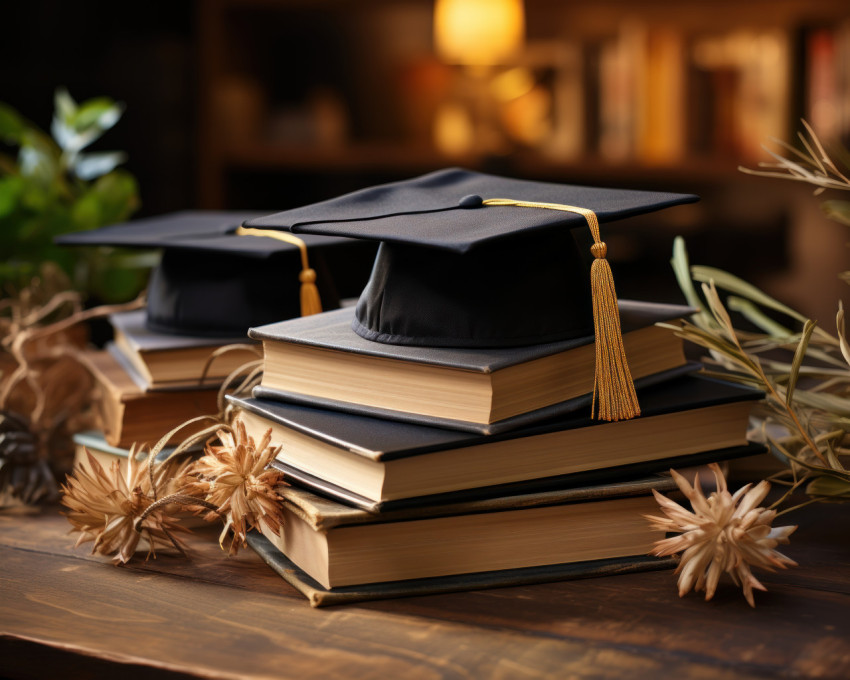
(245, 168, 698, 421)
(56, 211, 376, 337)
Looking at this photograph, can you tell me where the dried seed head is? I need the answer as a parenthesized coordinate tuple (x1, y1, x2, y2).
(646, 464, 796, 607)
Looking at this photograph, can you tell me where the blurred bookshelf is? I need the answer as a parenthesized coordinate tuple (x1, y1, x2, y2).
(195, 0, 850, 322)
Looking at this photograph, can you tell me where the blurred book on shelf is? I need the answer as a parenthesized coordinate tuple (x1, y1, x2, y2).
(805, 21, 850, 146)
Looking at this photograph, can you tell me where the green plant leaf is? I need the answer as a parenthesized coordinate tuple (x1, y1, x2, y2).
(87, 258, 149, 303)
(50, 115, 77, 154)
(792, 389, 850, 416)
(727, 296, 793, 337)
(73, 97, 123, 132)
(18, 128, 61, 188)
(671, 237, 702, 308)
(70, 190, 103, 231)
(0, 102, 26, 144)
(806, 475, 850, 498)
(54, 88, 77, 122)
(691, 265, 808, 323)
(787, 319, 817, 406)
(822, 200, 850, 227)
(53, 95, 124, 155)
(0, 175, 23, 217)
(91, 170, 140, 224)
(20, 181, 53, 212)
(72, 151, 127, 181)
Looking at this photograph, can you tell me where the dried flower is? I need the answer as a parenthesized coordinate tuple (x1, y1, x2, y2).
(61, 447, 192, 564)
(181, 419, 285, 555)
(646, 464, 797, 607)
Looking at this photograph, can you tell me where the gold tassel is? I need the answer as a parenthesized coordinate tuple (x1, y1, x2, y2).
(298, 267, 322, 316)
(589, 242, 640, 421)
(483, 198, 640, 421)
(235, 226, 323, 317)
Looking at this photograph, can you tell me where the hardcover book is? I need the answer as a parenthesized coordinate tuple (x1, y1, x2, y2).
(249, 300, 690, 434)
(85, 349, 219, 448)
(248, 533, 677, 608)
(231, 375, 762, 511)
(110, 309, 258, 389)
(250, 475, 679, 603)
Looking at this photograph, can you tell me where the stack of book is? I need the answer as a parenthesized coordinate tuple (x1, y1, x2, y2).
(231, 302, 762, 607)
(80, 308, 257, 455)
(217, 168, 765, 606)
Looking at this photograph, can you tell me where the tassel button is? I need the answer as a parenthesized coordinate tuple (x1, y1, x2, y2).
(591, 242, 607, 259)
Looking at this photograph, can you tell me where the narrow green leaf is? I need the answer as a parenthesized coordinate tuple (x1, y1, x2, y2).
(727, 296, 793, 337)
(787, 319, 817, 406)
(792, 389, 850, 416)
(670, 237, 704, 311)
(691, 265, 808, 323)
(806, 475, 850, 498)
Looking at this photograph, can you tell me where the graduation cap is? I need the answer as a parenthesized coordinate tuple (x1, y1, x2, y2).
(245, 168, 698, 422)
(55, 211, 375, 337)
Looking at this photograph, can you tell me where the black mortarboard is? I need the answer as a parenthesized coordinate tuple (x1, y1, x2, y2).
(55, 211, 375, 337)
(245, 168, 698, 421)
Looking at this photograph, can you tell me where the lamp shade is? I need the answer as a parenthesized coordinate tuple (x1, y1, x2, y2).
(434, 0, 525, 66)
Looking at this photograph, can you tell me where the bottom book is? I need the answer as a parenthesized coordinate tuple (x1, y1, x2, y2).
(251, 476, 679, 606)
(248, 532, 678, 608)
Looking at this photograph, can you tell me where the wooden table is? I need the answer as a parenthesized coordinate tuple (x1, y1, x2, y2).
(1, 500, 849, 680)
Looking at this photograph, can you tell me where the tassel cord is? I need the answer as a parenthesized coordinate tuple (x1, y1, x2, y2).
(235, 226, 323, 316)
(483, 197, 640, 421)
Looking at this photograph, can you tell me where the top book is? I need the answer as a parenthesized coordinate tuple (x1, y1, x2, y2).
(245, 169, 698, 423)
(110, 310, 258, 389)
(250, 300, 690, 434)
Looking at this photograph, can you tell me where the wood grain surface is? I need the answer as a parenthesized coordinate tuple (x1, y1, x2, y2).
(1, 500, 849, 680)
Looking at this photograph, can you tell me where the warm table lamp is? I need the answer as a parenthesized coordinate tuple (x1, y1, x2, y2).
(434, 0, 525, 67)
(433, 0, 526, 154)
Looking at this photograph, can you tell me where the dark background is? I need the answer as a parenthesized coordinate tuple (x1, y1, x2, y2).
(2, 0, 849, 321)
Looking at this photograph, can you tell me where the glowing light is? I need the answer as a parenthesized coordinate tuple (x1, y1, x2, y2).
(434, 0, 525, 66)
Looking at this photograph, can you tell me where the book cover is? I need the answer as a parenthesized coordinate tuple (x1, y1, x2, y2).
(249, 299, 690, 372)
(249, 299, 693, 434)
(268, 442, 764, 513)
(232, 374, 762, 511)
(248, 476, 680, 603)
(251, 363, 697, 436)
(237, 375, 760, 463)
(111, 309, 248, 351)
(110, 309, 259, 387)
(247, 532, 678, 608)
